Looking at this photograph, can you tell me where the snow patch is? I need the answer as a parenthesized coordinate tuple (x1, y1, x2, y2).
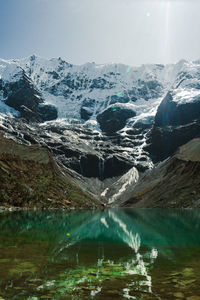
(173, 88, 200, 105)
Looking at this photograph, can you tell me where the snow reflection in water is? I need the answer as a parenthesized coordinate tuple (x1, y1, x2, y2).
(1, 209, 200, 299)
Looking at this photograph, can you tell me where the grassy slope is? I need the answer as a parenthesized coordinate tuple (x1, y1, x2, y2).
(122, 138, 200, 208)
(0, 135, 100, 209)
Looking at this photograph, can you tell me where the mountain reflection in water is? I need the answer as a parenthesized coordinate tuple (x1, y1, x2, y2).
(0, 208, 200, 299)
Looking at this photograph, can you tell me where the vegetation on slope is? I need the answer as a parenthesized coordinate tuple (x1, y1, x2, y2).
(122, 138, 200, 208)
(0, 135, 100, 209)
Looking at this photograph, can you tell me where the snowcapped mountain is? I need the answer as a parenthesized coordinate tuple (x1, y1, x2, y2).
(0, 55, 170, 124)
(1, 55, 200, 127)
(1, 55, 200, 204)
(18, 55, 165, 121)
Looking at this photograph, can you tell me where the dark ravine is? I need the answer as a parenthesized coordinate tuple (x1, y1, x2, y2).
(122, 138, 200, 208)
(0, 116, 151, 196)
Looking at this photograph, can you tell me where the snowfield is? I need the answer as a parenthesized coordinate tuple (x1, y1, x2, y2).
(0, 55, 200, 130)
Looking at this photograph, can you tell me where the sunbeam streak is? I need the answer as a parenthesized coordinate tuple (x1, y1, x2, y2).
(163, 0, 171, 63)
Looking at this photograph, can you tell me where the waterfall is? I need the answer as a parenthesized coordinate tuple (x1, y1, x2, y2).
(79, 155, 83, 175)
(98, 157, 104, 180)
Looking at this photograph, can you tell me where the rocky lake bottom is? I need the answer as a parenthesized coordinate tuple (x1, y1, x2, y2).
(0, 208, 200, 299)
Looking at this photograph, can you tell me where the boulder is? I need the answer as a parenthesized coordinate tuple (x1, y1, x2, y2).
(80, 99, 95, 120)
(37, 104, 58, 121)
(97, 105, 136, 134)
(4, 74, 42, 112)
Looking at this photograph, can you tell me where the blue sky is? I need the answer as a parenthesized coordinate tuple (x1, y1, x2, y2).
(0, 0, 200, 66)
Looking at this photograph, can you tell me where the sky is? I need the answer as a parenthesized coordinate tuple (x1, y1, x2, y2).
(0, 0, 200, 66)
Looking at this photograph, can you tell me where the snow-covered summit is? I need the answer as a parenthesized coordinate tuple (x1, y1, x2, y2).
(0, 59, 24, 83)
(1, 55, 200, 128)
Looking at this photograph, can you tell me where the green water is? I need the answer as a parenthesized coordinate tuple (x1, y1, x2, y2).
(0, 209, 200, 299)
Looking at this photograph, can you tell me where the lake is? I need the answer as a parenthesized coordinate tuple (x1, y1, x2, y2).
(0, 208, 200, 299)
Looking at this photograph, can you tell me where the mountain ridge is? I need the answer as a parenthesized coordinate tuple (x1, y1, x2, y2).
(122, 138, 200, 208)
(1, 55, 200, 207)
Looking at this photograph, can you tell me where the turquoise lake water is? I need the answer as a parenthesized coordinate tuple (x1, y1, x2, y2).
(0, 208, 200, 299)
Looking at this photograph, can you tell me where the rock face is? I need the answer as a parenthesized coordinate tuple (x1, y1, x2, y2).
(155, 91, 200, 127)
(37, 104, 58, 121)
(0, 116, 151, 182)
(0, 56, 167, 123)
(0, 134, 100, 209)
(0, 62, 57, 122)
(146, 121, 200, 161)
(4, 73, 41, 111)
(80, 99, 95, 120)
(1, 56, 200, 205)
(122, 138, 200, 208)
(146, 62, 200, 161)
(97, 105, 136, 134)
(147, 91, 200, 161)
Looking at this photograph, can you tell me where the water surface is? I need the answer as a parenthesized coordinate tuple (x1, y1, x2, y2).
(0, 208, 200, 299)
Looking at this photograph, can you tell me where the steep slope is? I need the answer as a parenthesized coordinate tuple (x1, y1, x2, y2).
(146, 60, 200, 161)
(0, 135, 100, 209)
(2, 56, 200, 132)
(18, 55, 166, 122)
(122, 138, 200, 208)
(0, 59, 57, 122)
(0, 55, 172, 126)
(0, 56, 170, 183)
(1, 56, 200, 205)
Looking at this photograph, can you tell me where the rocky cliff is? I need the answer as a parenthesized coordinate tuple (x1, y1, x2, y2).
(122, 138, 200, 208)
(0, 56, 200, 206)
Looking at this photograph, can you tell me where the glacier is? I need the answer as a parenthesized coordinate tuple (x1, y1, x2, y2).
(1, 55, 200, 204)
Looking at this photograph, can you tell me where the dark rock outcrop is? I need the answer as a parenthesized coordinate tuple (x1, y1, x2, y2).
(146, 121, 200, 161)
(147, 91, 200, 161)
(0, 117, 152, 184)
(37, 104, 58, 121)
(137, 79, 163, 100)
(122, 138, 200, 208)
(110, 94, 130, 105)
(3, 72, 57, 122)
(155, 91, 200, 127)
(97, 105, 136, 134)
(103, 155, 133, 179)
(4, 73, 42, 112)
(20, 105, 42, 122)
(80, 99, 95, 120)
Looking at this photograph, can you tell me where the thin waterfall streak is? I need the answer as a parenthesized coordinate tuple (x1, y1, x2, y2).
(98, 157, 104, 180)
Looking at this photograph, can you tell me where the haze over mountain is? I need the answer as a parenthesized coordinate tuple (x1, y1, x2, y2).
(1, 0, 200, 66)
